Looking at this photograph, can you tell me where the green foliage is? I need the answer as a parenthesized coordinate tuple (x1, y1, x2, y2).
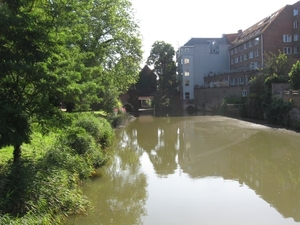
(0, 113, 114, 224)
(264, 73, 288, 89)
(146, 41, 177, 114)
(289, 61, 300, 90)
(0, 0, 142, 161)
(218, 96, 245, 115)
(0, 159, 90, 225)
(262, 51, 290, 78)
(0, 106, 31, 149)
(247, 75, 271, 119)
(0, 0, 57, 161)
(264, 98, 293, 125)
(108, 111, 131, 128)
(60, 127, 95, 155)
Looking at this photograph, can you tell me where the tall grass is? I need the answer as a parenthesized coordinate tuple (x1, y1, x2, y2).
(0, 112, 115, 225)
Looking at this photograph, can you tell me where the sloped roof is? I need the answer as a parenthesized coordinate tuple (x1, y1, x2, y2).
(184, 37, 229, 46)
(232, 6, 285, 45)
(223, 33, 239, 44)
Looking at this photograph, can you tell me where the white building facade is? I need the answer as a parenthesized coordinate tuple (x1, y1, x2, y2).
(176, 36, 231, 103)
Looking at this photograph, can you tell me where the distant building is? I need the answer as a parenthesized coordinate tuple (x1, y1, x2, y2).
(177, 1, 300, 110)
(176, 35, 233, 103)
(230, 1, 300, 72)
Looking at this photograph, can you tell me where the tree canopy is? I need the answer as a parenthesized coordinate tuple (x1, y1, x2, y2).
(146, 41, 177, 113)
(0, 0, 142, 162)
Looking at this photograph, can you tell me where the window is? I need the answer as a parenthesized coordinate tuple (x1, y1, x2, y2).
(238, 77, 244, 85)
(239, 55, 243, 62)
(184, 58, 189, 64)
(250, 62, 257, 69)
(230, 78, 235, 85)
(212, 48, 219, 53)
(294, 34, 299, 41)
(243, 43, 247, 50)
(238, 45, 243, 52)
(231, 59, 234, 65)
(210, 41, 219, 54)
(254, 37, 260, 45)
(242, 90, 248, 97)
(294, 9, 299, 16)
(234, 48, 238, 53)
(248, 51, 254, 59)
(283, 34, 292, 42)
(283, 47, 292, 55)
(185, 79, 189, 86)
(235, 57, 239, 63)
(294, 20, 299, 29)
(230, 49, 234, 55)
(248, 40, 253, 47)
(243, 53, 248, 60)
(294, 46, 299, 54)
(185, 92, 190, 99)
(245, 77, 249, 85)
(184, 70, 190, 76)
(254, 49, 260, 57)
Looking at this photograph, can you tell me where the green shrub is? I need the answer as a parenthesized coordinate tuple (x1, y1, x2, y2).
(75, 113, 114, 148)
(96, 116, 114, 149)
(43, 147, 93, 179)
(61, 127, 95, 155)
(0, 152, 91, 225)
(265, 98, 293, 125)
(0, 112, 115, 224)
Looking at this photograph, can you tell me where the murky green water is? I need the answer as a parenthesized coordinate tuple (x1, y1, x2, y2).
(66, 115, 300, 225)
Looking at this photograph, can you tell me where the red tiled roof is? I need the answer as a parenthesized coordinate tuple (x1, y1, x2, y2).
(232, 6, 285, 45)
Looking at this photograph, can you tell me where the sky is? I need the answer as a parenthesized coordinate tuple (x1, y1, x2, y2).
(131, 0, 296, 64)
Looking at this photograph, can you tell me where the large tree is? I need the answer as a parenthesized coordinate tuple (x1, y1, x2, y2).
(146, 41, 177, 113)
(0, 0, 142, 162)
(0, 0, 59, 162)
(47, 0, 143, 112)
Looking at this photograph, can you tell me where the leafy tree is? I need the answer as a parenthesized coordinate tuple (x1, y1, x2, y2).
(262, 51, 290, 78)
(69, 0, 143, 112)
(0, 0, 142, 161)
(246, 52, 293, 122)
(0, 0, 59, 162)
(289, 61, 300, 90)
(146, 41, 177, 113)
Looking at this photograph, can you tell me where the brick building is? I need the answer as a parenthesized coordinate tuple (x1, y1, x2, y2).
(177, 1, 300, 111)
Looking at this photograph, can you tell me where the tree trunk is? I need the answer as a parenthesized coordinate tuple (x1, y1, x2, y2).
(13, 144, 21, 163)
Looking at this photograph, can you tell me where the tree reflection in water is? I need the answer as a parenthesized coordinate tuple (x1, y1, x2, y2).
(67, 115, 300, 224)
(66, 126, 148, 225)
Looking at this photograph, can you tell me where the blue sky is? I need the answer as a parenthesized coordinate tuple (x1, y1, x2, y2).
(131, 0, 295, 63)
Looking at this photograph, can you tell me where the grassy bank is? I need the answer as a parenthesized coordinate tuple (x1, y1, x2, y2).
(0, 112, 120, 225)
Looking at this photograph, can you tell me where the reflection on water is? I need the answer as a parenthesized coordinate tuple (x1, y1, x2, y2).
(66, 116, 300, 225)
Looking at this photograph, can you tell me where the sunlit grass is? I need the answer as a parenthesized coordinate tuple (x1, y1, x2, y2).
(0, 112, 116, 224)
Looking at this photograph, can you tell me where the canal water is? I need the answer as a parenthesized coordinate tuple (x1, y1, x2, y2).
(66, 115, 300, 225)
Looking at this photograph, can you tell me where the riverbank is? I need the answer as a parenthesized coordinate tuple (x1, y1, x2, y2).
(0, 112, 116, 225)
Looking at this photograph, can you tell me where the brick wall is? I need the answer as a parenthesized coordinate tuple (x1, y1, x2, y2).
(194, 86, 250, 110)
